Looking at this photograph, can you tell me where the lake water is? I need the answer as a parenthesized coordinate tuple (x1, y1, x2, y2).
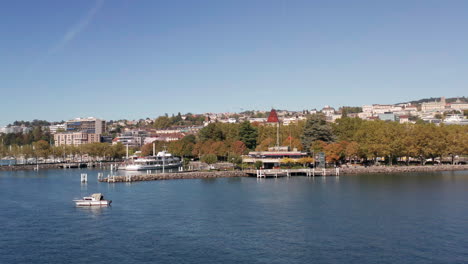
(1, 169, 468, 264)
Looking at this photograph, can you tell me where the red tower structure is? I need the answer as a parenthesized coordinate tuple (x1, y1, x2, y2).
(267, 109, 279, 123)
(267, 109, 280, 148)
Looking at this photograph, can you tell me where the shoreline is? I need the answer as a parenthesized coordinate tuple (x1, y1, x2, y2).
(0, 161, 120, 171)
(340, 164, 468, 175)
(2, 163, 467, 179)
(97, 165, 468, 183)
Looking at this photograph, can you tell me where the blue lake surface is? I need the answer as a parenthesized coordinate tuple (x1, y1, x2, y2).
(1, 169, 468, 264)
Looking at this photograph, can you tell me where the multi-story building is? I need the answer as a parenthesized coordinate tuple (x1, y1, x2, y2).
(54, 117, 105, 146)
(421, 97, 446, 112)
(449, 99, 468, 111)
(65, 117, 106, 134)
(112, 136, 143, 147)
(54, 132, 101, 146)
(0, 126, 31, 134)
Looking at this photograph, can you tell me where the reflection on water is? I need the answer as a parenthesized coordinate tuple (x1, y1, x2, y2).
(75, 205, 111, 217)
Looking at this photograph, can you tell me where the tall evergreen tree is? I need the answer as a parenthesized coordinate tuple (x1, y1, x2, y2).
(239, 121, 258, 150)
(301, 114, 335, 152)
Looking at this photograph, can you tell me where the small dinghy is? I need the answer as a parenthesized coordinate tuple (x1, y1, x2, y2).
(74, 193, 112, 206)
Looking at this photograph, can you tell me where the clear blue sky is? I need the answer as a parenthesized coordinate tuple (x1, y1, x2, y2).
(1, 0, 467, 125)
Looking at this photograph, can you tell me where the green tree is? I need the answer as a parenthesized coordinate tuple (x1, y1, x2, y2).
(301, 114, 335, 152)
(33, 140, 51, 161)
(254, 160, 263, 169)
(332, 117, 363, 141)
(227, 153, 242, 165)
(198, 123, 225, 141)
(153, 116, 172, 129)
(201, 153, 218, 165)
(239, 121, 258, 150)
(110, 143, 126, 160)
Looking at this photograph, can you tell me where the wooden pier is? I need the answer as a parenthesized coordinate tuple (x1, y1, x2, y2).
(245, 168, 340, 178)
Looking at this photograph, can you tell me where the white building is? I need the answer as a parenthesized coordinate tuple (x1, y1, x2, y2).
(321, 106, 335, 116)
(421, 97, 446, 112)
(112, 136, 143, 147)
(0, 126, 30, 134)
(49, 124, 66, 134)
(449, 99, 468, 111)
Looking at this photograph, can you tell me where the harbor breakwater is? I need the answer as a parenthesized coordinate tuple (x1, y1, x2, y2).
(99, 171, 247, 183)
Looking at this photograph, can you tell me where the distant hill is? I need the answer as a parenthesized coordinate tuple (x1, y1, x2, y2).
(398, 96, 467, 105)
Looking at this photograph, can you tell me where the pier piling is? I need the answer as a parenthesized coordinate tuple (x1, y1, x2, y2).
(80, 173, 87, 183)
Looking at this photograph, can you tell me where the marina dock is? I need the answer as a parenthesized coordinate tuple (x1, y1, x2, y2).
(245, 168, 340, 178)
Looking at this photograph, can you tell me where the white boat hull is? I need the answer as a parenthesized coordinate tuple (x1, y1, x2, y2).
(74, 200, 112, 206)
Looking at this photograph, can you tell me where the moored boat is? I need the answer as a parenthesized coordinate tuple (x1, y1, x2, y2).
(121, 150, 182, 171)
(74, 193, 111, 206)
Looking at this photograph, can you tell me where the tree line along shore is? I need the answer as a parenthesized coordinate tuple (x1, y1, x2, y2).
(1, 114, 468, 168)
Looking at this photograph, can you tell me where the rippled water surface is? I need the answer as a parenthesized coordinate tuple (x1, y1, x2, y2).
(1, 169, 468, 264)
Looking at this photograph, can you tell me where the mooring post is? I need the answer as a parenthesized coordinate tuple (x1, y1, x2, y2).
(80, 173, 87, 183)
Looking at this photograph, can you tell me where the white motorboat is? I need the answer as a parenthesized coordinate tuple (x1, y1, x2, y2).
(122, 150, 182, 171)
(74, 193, 112, 206)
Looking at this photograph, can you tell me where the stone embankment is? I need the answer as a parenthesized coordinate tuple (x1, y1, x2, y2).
(99, 170, 247, 183)
(341, 164, 468, 175)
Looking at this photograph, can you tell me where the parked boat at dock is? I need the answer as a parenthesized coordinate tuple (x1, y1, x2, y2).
(73, 193, 112, 206)
(121, 150, 182, 171)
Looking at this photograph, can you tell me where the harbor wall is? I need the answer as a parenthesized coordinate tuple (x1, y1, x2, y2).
(99, 170, 247, 182)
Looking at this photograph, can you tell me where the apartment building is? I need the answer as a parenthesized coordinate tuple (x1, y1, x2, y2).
(65, 117, 106, 134)
(54, 132, 101, 146)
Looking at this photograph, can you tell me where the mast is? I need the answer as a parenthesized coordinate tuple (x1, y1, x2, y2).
(267, 109, 280, 149)
(276, 122, 280, 148)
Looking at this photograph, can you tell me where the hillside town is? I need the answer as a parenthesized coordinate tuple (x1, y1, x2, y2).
(1, 96, 467, 149)
(1, 96, 467, 171)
